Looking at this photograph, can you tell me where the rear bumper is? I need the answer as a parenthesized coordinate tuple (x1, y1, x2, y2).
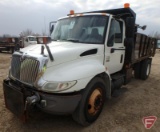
(3, 79, 82, 116)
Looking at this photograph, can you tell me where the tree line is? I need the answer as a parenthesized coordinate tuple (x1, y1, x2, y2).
(1, 29, 48, 38)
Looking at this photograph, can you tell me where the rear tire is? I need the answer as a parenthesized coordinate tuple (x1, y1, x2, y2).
(72, 77, 106, 126)
(140, 59, 152, 80)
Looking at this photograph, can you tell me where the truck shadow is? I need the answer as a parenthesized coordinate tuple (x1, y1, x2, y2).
(105, 87, 128, 109)
(7, 87, 129, 131)
(111, 87, 128, 98)
(21, 110, 84, 130)
(17, 87, 128, 131)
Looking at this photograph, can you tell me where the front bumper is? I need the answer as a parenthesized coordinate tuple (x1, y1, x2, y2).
(3, 79, 82, 117)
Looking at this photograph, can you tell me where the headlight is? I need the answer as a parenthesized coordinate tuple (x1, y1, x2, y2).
(42, 81, 77, 92)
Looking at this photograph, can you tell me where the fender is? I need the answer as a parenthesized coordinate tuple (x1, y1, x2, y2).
(41, 56, 112, 95)
(103, 70, 112, 99)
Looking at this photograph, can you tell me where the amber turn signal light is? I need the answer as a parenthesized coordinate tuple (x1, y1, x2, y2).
(124, 3, 130, 8)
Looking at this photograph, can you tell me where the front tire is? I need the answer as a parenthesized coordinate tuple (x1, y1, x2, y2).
(72, 77, 106, 126)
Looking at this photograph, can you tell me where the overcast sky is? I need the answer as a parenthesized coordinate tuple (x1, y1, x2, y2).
(0, 0, 160, 36)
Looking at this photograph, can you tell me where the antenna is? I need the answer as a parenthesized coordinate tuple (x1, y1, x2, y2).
(44, 16, 46, 35)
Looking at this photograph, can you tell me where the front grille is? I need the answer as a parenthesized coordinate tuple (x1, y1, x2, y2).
(11, 55, 40, 85)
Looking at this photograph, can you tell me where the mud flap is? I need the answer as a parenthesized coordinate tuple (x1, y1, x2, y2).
(3, 80, 28, 122)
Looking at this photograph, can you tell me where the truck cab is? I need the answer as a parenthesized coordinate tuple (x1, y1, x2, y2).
(22, 36, 37, 47)
(3, 4, 156, 126)
(50, 13, 125, 74)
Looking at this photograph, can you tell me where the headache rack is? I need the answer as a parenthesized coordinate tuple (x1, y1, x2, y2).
(84, 7, 136, 19)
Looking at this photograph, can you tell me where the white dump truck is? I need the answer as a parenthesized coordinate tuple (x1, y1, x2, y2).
(21, 36, 37, 48)
(3, 3, 156, 126)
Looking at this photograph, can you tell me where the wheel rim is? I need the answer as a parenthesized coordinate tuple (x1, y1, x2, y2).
(146, 64, 150, 76)
(88, 88, 103, 116)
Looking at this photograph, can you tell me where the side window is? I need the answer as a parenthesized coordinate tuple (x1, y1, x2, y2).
(107, 19, 123, 47)
(114, 20, 123, 43)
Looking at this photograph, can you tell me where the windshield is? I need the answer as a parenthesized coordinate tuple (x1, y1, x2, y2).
(51, 15, 108, 44)
(28, 37, 37, 41)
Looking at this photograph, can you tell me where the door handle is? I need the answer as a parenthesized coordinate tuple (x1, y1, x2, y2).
(120, 54, 123, 63)
(110, 48, 125, 53)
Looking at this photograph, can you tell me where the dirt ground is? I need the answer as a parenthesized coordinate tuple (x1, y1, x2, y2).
(0, 51, 160, 132)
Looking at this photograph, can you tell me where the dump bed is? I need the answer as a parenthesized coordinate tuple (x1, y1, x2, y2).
(0, 37, 19, 47)
(133, 33, 156, 63)
(0, 37, 20, 53)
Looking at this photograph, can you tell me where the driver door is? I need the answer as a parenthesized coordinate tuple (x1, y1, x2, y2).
(105, 19, 125, 74)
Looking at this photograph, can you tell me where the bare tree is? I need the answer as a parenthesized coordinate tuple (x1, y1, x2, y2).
(19, 29, 33, 37)
(148, 31, 155, 37)
(148, 31, 160, 39)
(154, 32, 160, 39)
(33, 33, 41, 37)
(2, 34, 11, 38)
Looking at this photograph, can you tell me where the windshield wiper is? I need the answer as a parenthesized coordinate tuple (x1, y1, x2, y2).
(41, 44, 54, 62)
(67, 39, 79, 42)
(45, 44, 54, 61)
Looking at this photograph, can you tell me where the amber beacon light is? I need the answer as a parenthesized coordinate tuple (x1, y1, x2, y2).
(124, 3, 130, 8)
(70, 10, 74, 15)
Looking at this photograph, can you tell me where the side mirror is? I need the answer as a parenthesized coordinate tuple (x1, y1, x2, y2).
(135, 24, 147, 31)
(142, 25, 147, 30)
(50, 25, 54, 34)
(49, 21, 56, 35)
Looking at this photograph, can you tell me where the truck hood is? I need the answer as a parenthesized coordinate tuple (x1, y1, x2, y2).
(20, 41, 104, 67)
